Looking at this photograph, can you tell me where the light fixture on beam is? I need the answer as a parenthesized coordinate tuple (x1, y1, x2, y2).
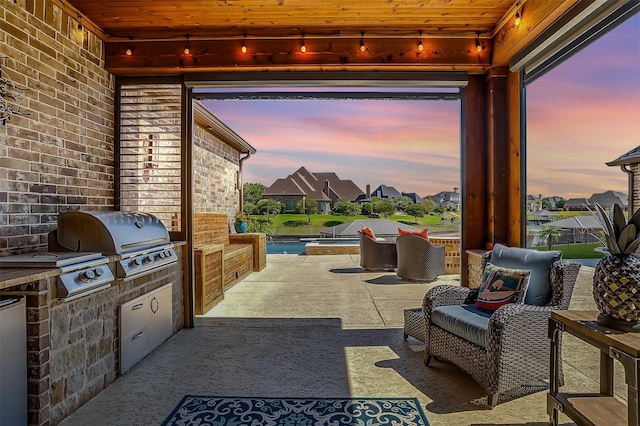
(300, 34, 307, 53)
(514, 1, 522, 27)
(241, 35, 247, 53)
(183, 36, 191, 55)
(418, 31, 424, 52)
(125, 38, 133, 56)
(360, 32, 366, 52)
(475, 34, 484, 52)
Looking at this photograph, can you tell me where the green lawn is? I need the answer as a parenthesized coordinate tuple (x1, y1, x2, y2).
(251, 212, 459, 235)
(534, 242, 605, 259)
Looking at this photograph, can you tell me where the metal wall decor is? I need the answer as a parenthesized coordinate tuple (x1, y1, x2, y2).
(0, 55, 29, 128)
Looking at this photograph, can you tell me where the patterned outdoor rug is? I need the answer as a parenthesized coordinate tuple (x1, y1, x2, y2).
(162, 396, 430, 426)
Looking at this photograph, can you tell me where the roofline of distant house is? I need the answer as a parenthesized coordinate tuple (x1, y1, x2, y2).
(194, 101, 256, 154)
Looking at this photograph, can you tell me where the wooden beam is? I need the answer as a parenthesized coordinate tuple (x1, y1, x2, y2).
(105, 37, 492, 76)
(492, 0, 581, 67)
(461, 74, 488, 285)
(506, 70, 523, 247)
(486, 67, 509, 247)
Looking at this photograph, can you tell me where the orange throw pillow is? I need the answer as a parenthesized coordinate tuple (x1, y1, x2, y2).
(361, 226, 376, 240)
(398, 228, 428, 239)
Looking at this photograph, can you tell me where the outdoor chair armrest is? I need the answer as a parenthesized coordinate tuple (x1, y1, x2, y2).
(485, 303, 558, 391)
(422, 285, 473, 314)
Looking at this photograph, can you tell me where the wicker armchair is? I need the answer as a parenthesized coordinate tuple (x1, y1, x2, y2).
(396, 235, 445, 281)
(422, 246, 581, 407)
(358, 231, 397, 271)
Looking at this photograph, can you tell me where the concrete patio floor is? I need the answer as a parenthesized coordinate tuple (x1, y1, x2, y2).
(60, 254, 626, 426)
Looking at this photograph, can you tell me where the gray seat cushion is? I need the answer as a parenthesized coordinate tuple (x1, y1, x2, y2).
(431, 305, 491, 348)
(489, 243, 561, 306)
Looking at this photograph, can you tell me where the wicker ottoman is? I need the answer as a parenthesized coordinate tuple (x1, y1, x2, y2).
(403, 307, 426, 342)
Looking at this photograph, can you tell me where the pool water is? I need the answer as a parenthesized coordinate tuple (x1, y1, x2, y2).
(267, 241, 307, 254)
(266, 239, 359, 254)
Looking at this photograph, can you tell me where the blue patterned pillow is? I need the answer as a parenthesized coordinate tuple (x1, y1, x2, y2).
(475, 262, 531, 313)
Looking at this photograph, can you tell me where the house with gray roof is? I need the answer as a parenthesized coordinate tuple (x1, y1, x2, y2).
(563, 197, 591, 211)
(371, 184, 402, 199)
(262, 166, 364, 213)
(588, 190, 627, 210)
(402, 192, 423, 204)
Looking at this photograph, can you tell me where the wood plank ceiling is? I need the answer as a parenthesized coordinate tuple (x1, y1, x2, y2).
(60, 0, 580, 75)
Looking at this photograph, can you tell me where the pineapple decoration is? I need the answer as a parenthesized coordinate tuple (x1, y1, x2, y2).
(593, 203, 640, 332)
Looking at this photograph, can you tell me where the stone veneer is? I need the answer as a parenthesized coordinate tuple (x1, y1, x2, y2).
(193, 122, 241, 219)
(0, 246, 185, 426)
(0, 1, 115, 255)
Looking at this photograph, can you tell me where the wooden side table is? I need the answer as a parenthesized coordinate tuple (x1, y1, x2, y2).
(548, 310, 640, 426)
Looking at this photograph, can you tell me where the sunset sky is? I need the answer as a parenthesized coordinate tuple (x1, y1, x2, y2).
(204, 14, 640, 200)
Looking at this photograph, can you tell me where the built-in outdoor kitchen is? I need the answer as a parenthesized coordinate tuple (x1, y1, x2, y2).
(0, 211, 186, 425)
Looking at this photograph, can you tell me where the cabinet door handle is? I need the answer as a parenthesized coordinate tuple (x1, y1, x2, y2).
(151, 297, 159, 313)
(131, 303, 144, 311)
(132, 331, 144, 340)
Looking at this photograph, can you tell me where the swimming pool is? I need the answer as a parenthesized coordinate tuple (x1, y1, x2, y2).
(266, 239, 359, 254)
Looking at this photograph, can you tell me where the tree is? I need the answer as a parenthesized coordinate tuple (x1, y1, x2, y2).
(360, 202, 373, 216)
(243, 203, 256, 216)
(423, 198, 436, 214)
(542, 199, 552, 209)
(295, 198, 319, 224)
(256, 198, 280, 222)
(332, 200, 360, 221)
(376, 199, 396, 219)
(555, 199, 566, 209)
(243, 182, 266, 206)
(394, 196, 413, 212)
(539, 226, 562, 250)
(405, 203, 427, 223)
(434, 204, 445, 215)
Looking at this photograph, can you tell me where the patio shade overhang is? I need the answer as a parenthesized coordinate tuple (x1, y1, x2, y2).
(56, 0, 628, 76)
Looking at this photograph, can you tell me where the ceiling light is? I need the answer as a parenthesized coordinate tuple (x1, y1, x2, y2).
(301, 34, 306, 53)
(241, 35, 247, 53)
(475, 35, 483, 53)
(125, 38, 133, 56)
(360, 32, 365, 52)
(183, 36, 191, 55)
(418, 31, 424, 52)
(514, 11, 521, 27)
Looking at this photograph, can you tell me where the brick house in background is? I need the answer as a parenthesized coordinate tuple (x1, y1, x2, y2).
(607, 146, 640, 215)
(426, 187, 461, 210)
(262, 166, 365, 212)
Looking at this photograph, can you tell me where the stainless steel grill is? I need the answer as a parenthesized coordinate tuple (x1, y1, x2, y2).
(0, 252, 114, 301)
(55, 211, 178, 281)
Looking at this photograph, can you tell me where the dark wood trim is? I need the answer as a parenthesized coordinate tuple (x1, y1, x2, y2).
(104, 38, 491, 76)
(461, 75, 488, 285)
(506, 70, 523, 247)
(182, 83, 195, 328)
(113, 78, 122, 210)
(486, 68, 509, 246)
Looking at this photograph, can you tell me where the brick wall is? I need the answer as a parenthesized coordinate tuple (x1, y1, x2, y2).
(632, 163, 640, 214)
(193, 123, 241, 220)
(0, 1, 115, 255)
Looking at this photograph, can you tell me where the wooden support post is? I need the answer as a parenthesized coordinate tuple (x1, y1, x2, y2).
(461, 74, 488, 286)
(487, 68, 509, 246)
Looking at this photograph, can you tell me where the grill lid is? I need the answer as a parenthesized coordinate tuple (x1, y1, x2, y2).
(56, 211, 170, 254)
